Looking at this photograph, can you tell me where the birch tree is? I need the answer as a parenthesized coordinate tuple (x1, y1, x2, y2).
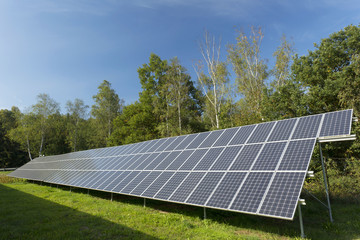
(273, 34, 294, 88)
(66, 98, 88, 151)
(228, 26, 268, 117)
(194, 31, 229, 129)
(32, 93, 60, 157)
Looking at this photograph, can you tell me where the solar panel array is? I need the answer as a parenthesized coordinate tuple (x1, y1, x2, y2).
(9, 109, 353, 220)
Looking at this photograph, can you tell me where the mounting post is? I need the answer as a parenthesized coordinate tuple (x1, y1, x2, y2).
(111, 193, 113, 201)
(87, 189, 89, 195)
(319, 143, 334, 222)
(144, 198, 146, 207)
(203, 207, 207, 219)
(298, 203, 305, 238)
(70, 186, 72, 192)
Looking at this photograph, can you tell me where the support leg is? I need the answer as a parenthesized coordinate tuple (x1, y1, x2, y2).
(203, 207, 207, 220)
(298, 203, 305, 238)
(70, 186, 72, 192)
(319, 143, 334, 222)
(88, 189, 89, 195)
(111, 193, 113, 202)
(144, 198, 146, 207)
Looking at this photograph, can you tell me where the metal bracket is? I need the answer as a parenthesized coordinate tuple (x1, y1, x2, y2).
(317, 134, 356, 143)
(307, 171, 314, 178)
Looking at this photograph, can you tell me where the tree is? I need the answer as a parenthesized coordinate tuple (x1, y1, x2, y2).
(194, 31, 230, 129)
(92, 80, 124, 147)
(138, 53, 169, 138)
(0, 108, 27, 167)
(272, 34, 295, 88)
(292, 24, 360, 114)
(66, 99, 89, 151)
(32, 94, 60, 157)
(163, 57, 203, 135)
(228, 26, 268, 118)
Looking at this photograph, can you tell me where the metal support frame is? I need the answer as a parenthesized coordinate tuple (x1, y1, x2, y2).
(111, 193, 113, 202)
(298, 203, 305, 238)
(144, 198, 146, 207)
(70, 186, 72, 192)
(319, 143, 334, 222)
(203, 207, 207, 219)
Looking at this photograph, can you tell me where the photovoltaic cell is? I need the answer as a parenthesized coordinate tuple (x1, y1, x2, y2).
(186, 132, 211, 149)
(210, 146, 242, 170)
(141, 171, 175, 198)
(229, 125, 256, 145)
(135, 152, 160, 170)
(144, 152, 171, 170)
(174, 134, 198, 150)
(169, 172, 206, 203)
(166, 150, 194, 170)
(130, 171, 161, 196)
(247, 122, 275, 143)
(252, 142, 287, 170)
(292, 115, 322, 139)
(164, 135, 187, 151)
(268, 119, 297, 141)
(206, 172, 247, 209)
(179, 149, 208, 170)
(155, 172, 189, 200)
(213, 127, 240, 147)
(186, 172, 224, 205)
(194, 147, 224, 170)
(259, 172, 305, 219)
(112, 171, 141, 193)
(121, 171, 151, 194)
(320, 109, 352, 137)
(155, 151, 181, 170)
(230, 172, 273, 213)
(230, 144, 262, 170)
(279, 139, 316, 171)
(104, 171, 130, 191)
(198, 130, 224, 148)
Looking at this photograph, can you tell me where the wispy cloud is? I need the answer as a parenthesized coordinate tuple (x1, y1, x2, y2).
(131, 0, 264, 19)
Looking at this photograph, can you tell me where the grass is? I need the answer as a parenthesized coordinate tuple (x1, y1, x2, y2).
(0, 172, 359, 240)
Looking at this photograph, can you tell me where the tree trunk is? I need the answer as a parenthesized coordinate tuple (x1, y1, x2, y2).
(177, 91, 182, 135)
(26, 135, 32, 161)
(39, 133, 44, 157)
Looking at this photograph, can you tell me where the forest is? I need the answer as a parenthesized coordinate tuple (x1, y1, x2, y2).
(1, 25, 359, 199)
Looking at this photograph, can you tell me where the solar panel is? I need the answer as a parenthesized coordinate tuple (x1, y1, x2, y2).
(9, 109, 354, 220)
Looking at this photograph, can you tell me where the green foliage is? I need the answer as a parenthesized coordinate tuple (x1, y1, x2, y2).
(0, 109, 27, 168)
(228, 27, 268, 118)
(66, 99, 89, 151)
(92, 80, 124, 147)
(292, 24, 360, 114)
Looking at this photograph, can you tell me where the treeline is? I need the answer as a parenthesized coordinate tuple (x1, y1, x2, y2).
(1, 25, 360, 171)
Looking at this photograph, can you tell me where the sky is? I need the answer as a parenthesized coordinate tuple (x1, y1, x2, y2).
(1, 0, 359, 112)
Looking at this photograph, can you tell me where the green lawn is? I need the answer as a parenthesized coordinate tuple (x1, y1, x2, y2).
(0, 172, 359, 240)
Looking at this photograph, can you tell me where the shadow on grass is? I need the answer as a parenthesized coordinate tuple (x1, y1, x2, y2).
(32, 182, 360, 240)
(0, 184, 159, 240)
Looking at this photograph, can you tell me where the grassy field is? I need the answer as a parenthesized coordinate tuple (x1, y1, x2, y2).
(0, 171, 359, 240)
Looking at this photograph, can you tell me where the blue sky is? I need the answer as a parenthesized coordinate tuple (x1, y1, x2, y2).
(1, 0, 359, 112)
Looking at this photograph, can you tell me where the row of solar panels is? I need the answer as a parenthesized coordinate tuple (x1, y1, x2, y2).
(14, 169, 305, 219)
(21, 139, 315, 172)
(9, 109, 353, 220)
(29, 109, 352, 163)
